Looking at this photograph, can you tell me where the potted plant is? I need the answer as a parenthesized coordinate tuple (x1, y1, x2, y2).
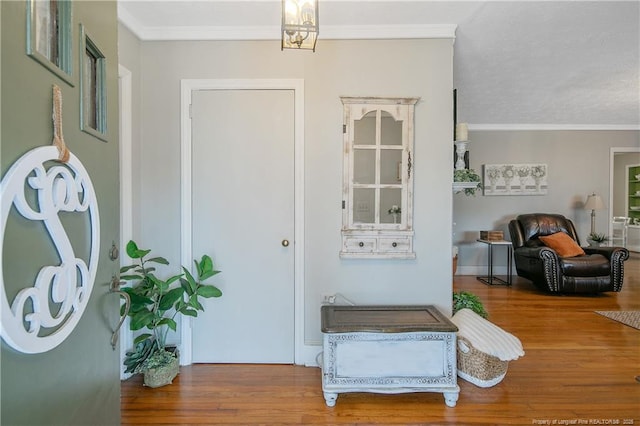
(453, 169, 483, 196)
(453, 291, 488, 318)
(120, 240, 222, 387)
(587, 232, 608, 247)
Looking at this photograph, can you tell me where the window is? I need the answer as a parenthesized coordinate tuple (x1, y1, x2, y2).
(26, 0, 73, 85)
(80, 25, 107, 141)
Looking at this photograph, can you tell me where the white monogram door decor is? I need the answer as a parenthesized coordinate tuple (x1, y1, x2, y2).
(1, 86, 100, 354)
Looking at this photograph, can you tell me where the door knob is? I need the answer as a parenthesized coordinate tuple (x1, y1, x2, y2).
(282, 239, 290, 247)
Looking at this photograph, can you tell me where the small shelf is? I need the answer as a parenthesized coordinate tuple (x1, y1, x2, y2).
(453, 182, 480, 194)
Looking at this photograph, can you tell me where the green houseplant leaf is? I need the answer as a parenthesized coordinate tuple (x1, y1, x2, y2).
(130, 310, 155, 330)
(588, 232, 607, 243)
(126, 240, 151, 259)
(180, 307, 198, 317)
(158, 287, 184, 311)
(182, 268, 198, 294)
(197, 285, 222, 298)
(453, 291, 488, 318)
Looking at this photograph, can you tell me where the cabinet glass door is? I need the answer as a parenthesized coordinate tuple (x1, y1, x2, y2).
(351, 108, 405, 227)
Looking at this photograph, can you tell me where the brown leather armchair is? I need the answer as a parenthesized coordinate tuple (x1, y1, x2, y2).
(508, 213, 629, 293)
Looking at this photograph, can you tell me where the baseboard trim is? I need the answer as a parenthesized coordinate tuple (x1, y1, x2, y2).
(469, 124, 640, 131)
(301, 343, 323, 367)
(455, 265, 511, 277)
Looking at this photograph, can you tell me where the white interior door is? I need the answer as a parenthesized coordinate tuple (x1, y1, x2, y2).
(191, 89, 295, 363)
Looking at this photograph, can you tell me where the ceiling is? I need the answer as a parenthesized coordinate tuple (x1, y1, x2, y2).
(118, 1, 640, 128)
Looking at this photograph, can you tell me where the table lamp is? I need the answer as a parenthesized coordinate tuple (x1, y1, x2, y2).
(584, 193, 605, 234)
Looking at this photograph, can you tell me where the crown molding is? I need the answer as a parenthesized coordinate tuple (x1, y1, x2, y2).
(469, 124, 640, 131)
(117, 4, 147, 37)
(322, 24, 457, 40)
(133, 25, 281, 41)
(117, 7, 457, 42)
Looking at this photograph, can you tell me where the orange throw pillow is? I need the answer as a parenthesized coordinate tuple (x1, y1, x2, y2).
(539, 232, 585, 258)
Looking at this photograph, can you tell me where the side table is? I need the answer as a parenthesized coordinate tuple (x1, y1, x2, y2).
(476, 239, 513, 286)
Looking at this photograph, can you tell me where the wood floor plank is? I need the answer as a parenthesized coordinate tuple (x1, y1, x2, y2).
(122, 254, 640, 425)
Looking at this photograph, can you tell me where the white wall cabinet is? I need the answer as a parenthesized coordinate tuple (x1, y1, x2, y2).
(340, 97, 419, 259)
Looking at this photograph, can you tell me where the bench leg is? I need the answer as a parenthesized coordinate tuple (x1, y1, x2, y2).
(444, 391, 459, 407)
(323, 392, 338, 407)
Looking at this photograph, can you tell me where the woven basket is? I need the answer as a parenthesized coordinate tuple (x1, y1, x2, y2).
(457, 336, 509, 388)
(143, 353, 179, 388)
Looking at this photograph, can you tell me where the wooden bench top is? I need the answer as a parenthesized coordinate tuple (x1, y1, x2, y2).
(321, 305, 458, 333)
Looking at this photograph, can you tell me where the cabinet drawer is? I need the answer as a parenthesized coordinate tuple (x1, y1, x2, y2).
(379, 237, 411, 252)
(344, 238, 376, 252)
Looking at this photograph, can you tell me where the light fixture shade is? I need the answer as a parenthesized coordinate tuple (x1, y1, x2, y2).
(584, 193, 605, 210)
(281, 0, 318, 51)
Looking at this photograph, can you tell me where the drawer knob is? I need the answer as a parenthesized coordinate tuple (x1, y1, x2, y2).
(359, 242, 364, 247)
(392, 242, 398, 247)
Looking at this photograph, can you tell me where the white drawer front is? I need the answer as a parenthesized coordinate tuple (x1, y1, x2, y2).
(344, 238, 376, 252)
(379, 237, 411, 252)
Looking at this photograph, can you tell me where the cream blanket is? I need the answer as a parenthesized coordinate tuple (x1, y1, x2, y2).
(451, 309, 524, 361)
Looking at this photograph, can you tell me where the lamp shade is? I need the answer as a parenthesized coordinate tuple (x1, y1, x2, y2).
(584, 193, 605, 211)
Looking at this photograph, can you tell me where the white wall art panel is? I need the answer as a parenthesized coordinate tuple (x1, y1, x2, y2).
(483, 163, 547, 196)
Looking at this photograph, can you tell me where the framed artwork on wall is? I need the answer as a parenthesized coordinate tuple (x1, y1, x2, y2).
(79, 24, 108, 141)
(483, 163, 547, 196)
(26, 0, 74, 85)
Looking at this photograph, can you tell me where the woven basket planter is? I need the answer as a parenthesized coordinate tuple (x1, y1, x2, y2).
(456, 336, 509, 388)
(143, 353, 179, 388)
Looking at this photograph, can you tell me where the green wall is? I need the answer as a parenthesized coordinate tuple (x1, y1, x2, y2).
(1, 1, 121, 424)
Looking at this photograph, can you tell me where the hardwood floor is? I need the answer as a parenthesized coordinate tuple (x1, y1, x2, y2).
(122, 254, 640, 425)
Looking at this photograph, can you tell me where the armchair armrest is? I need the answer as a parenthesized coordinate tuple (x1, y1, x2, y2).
(584, 246, 629, 292)
(514, 245, 556, 260)
(583, 246, 629, 261)
(513, 245, 561, 292)
(537, 247, 562, 292)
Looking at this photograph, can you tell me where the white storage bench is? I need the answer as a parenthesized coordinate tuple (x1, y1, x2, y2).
(321, 305, 460, 407)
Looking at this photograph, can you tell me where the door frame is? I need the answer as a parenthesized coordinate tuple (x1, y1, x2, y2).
(179, 79, 305, 365)
(118, 64, 134, 379)
(609, 146, 640, 247)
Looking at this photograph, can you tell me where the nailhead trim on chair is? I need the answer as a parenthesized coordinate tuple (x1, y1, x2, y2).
(540, 248, 560, 292)
(612, 249, 629, 292)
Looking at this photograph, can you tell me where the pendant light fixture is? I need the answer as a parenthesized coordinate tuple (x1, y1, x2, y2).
(281, 0, 318, 51)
